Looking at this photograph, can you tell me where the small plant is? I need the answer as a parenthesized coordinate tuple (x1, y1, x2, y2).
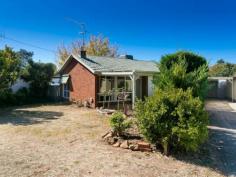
(109, 111, 131, 136)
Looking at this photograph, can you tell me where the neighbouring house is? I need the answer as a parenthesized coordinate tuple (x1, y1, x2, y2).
(11, 78, 29, 93)
(49, 50, 158, 108)
(208, 76, 236, 101)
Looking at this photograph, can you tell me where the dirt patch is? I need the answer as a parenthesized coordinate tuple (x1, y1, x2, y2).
(0, 104, 224, 177)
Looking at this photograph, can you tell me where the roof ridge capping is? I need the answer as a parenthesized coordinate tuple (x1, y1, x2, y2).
(78, 54, 157, 63)
(58, 54, 159, 74)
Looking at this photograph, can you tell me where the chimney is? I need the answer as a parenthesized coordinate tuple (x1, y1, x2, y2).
(80, 46, 86, 58)
(119, 54, 133, 60)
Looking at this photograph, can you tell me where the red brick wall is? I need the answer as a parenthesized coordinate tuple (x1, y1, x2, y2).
(62, 58, 97, 108)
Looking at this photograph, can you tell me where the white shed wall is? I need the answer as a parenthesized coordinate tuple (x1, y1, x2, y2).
(11, 79, 29, 93)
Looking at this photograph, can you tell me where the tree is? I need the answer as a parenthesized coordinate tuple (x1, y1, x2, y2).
(17, 49, 34, 69)
(154, 51, 209, 99)
(217, 59, 225, 64)
(209, 62, 236, 77)
(0, 46, 21, 91)
(22, 60, 56, 98)
(159, 51, 207, 73)
(56, 44, 71, 68)
(56, 34, 118, 67)
(0, 46, 56, 106)
(136, 51, 209, 154)
(135, 88, 208, 154)
(86, 35, 117, 57)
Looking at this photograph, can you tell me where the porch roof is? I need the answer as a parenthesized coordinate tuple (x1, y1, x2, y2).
(58, 55, 159, 74)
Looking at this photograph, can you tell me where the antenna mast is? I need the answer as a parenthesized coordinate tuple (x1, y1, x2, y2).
(65, 18, 87, 47)
(79, 23, 87, 47)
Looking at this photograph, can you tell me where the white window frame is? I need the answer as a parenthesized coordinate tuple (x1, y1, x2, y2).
(63, 83, 69, 99)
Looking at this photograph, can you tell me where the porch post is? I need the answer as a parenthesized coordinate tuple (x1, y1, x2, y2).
(132, 73, 136, 109)
(114, 76, 118, 101)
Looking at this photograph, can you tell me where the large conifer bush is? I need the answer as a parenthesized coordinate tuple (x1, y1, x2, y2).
(135, 88, 208, 154)
(135, 51, 209, 154)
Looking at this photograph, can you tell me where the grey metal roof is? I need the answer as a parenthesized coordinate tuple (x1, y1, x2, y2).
(72, 55, 159, 73)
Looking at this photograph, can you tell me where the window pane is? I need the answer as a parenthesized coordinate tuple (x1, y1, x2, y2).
(99, 76, 115, 93)
(64, 84, 69, 90)
(99, 76, 106, 93)
(117, 77, 125, 90)
(63, 83, 69, 98)
(125, 77, 132, 91)
(106, 76, 114, 91)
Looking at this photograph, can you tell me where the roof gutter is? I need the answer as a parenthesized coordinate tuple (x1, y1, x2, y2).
(100, 71, 134, 76)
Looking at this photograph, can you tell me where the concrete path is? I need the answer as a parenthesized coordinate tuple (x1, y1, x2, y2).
(206, 100, 236, 176)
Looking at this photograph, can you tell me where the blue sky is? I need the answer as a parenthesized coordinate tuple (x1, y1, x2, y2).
(0, 0, 236, 64)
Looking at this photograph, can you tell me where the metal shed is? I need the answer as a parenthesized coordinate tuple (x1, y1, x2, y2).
(208, 77, 236, 102)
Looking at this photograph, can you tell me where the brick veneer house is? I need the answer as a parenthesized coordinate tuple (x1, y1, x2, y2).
(50, 51, 158, 108)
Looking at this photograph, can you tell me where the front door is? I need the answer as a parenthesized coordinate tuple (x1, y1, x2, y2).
(135, 76, 148, 100)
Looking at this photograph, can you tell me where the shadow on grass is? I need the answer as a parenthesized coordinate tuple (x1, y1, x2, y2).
(171, 129, 227, 176)
(172, 105, 236, 176)
(0, 104, 65, 125)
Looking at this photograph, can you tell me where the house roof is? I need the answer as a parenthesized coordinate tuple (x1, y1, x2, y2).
(59, 55, 159, 74)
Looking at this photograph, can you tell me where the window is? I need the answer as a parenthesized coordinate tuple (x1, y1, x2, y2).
(63, 84, 69, 98)
(125, 77, 132, 91)
(107, 76, 115, 91)
(99, 76, 115, 93)
(117, 77, 125, 90)
(99, 76, 106, 93)
(118, 76, 132, 92)
(97, 76, 132, 102)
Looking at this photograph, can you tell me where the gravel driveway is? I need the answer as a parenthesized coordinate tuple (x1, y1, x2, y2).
(206, 100, 236, 176)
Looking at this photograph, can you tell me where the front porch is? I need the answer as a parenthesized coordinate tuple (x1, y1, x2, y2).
(97, 72, 153, 109)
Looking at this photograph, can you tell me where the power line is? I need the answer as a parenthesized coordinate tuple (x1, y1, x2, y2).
(0, 33, 56, 53)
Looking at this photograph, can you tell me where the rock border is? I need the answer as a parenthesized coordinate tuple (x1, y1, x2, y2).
(102, 131, 153, 152)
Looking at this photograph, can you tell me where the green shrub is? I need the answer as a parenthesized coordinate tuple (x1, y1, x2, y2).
(22, 59, 56, 98)
(135, 88, 208, 154)
(0, 88, 30, 107)
(110, 111, 131, 136)
(159, 51, 207, 73)
(0, 89, 16, 107)
(14, 87, 30, 105)
(154, 55, 209, 100)
(0, 87, 53, 107)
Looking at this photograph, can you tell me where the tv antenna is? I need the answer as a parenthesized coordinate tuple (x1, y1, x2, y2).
(79, 23, 87, 47)
(65, 18, 87, 47)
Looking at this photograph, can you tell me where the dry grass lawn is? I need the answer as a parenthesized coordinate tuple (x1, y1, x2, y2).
(0, 104, 224, 177)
